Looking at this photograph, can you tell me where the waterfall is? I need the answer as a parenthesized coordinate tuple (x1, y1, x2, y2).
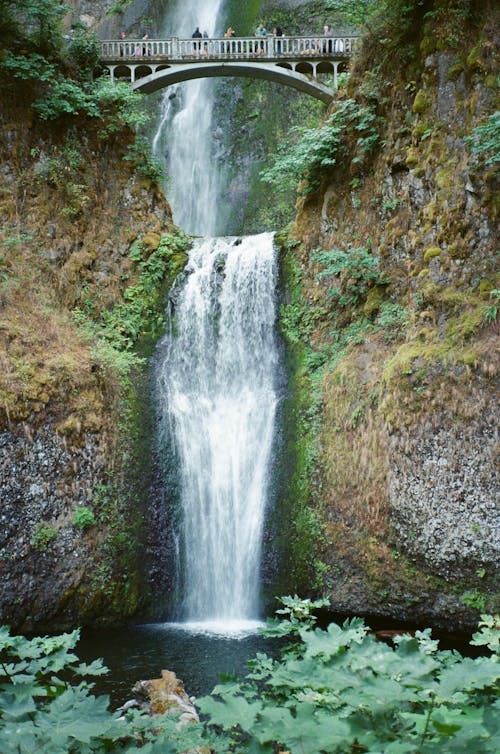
(156, 233, 279, 626)
(152, 0, 225, 235)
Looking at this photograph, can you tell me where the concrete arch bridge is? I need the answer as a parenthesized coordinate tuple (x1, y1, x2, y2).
(99, 34, 359, 104)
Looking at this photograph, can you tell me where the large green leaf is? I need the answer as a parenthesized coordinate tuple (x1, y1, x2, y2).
(34, 686, 121, 745)
(437, 656, 500, 700)
(198, 690, 262, 731)
(0, 690, 37, 719)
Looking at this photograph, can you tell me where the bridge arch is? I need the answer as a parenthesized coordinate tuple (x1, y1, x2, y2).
(110, 62, 339, 103)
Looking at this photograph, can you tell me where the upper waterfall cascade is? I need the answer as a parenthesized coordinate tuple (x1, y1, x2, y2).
(156, 234, 280, 624)
(152, 0, 225, 235)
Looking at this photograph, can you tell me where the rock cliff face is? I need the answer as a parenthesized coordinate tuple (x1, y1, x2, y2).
(0, 77, 178, 631)
(69, 0, 162, 38)
(276, 0, 499, 630)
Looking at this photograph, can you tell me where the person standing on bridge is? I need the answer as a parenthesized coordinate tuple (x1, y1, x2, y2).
(273, 26, 283, 55)
(322, 24, 333, 53)
(192, 26, 202, 56)
(119, 30, 126, 57)
(255, 23, 267, 56)
(224, 26, 235, 54)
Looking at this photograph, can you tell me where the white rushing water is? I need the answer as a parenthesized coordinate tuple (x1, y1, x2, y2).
(152, 0, 225, 235)
(156, 233, 279, 622)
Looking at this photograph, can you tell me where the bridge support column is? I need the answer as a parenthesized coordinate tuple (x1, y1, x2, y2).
(333, 61, 339, 89)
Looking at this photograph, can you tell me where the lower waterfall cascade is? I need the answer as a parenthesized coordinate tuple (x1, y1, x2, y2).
(155, 233, 280, 630)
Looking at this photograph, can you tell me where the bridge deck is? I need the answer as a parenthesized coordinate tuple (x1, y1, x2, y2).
(100, 35, 359, 65)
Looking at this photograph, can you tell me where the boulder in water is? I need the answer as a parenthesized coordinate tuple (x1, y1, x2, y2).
(132, 669, 199, 723)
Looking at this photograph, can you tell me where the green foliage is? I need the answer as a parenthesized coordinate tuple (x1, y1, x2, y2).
(107, 0, 134, 16)
(423, 0, 479, 50)
(462, 589, 488, 613)
(197, 606, 500, 754)
(31, 143, 92, 217)
(33, 78, 99, 120)
(29, 76, 149, 130)
(483, 289, 499, 324)
(0, 0, 68, 51)
(74, 231, 190, 380)
(93, 79, 150, 136)
(0, 626, 214, 753)
(261, 97, 383, 195)
(123, 137, 165, 182)
(313, 245, 389, 308)
(64, 27, 101, 71)
(264, 594, 329, 638)
(376, 301, 409, 333)
(72, 506, 96, 530)
(472, 615, 500, 652)
(324, 0, 379, 27)
(30, 523, 58, 550)
(0, 51, 56, 82)
(0, 3, 149, 136)
(1, 610, 499, 754)
(467, 111, 500, 165)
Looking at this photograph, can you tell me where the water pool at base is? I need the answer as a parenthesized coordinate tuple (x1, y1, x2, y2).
(78, 621, 278, 707)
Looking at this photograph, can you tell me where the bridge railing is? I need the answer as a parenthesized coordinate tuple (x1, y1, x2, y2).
(99, 35, 359, 62)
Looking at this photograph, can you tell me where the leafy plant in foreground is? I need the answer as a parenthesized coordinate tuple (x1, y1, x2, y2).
(0, 626, 209, 753)
(1, 601, 499, 753)
(198, 598, 500, 753)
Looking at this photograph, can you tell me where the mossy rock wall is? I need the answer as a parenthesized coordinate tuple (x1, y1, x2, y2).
(0, 81, 182, 631)
(278, 1, 499, 630)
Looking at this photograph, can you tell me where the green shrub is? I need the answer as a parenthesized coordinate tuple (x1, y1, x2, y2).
(123, 137, 165, 182)
(63, 27, 100, 71)
(31, 523, 58, 550)
(73, 506, 96, 530)
(467, 111, 500, 165)
(313, 245, 389, 308)
(261, 97, 383, 195)
(324, 0, 378, 26)
(0, 0, 67, 52)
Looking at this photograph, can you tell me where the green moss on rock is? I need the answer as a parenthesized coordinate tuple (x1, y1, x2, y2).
(412, 121, 430, 140)
(412, 90, 431, 114)
(447, 63, 464, 81)
(405, 148, 419, 168)
(363, 285, 385, 317)
(478, 278, 495, 299)
(424, 247, 442, 263)
(466, 44, 486, 73)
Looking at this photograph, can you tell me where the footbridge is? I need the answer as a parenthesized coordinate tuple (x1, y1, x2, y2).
(99, 34, 359, 104)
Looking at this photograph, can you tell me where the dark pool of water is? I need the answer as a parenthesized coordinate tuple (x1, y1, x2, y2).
(78, 620, 279, 707)
(77, 614, 479, 709)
